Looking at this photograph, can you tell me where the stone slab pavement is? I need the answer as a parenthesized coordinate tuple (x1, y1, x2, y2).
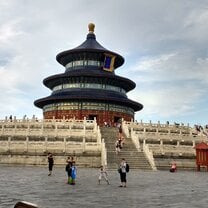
(0, 165, 208, 208)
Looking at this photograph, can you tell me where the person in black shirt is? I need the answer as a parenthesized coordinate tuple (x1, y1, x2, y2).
(47, 153, 54, 176)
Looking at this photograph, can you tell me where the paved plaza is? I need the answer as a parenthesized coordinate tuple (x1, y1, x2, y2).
(1, 165, 208, 208)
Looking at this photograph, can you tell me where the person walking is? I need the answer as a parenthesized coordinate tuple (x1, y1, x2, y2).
(115, 138, 122, 154)
(47, 153, 54, 176)
(118, 158, 128, 187)
(98, 166, 110, 185)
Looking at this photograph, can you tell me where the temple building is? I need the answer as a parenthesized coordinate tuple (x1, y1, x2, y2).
(34, 23, 143, 126)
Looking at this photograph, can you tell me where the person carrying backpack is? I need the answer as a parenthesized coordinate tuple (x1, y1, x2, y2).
(118, 158, 129, 187)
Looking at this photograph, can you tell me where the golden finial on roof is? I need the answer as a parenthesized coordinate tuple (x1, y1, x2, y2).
(88, 23, 95, 33)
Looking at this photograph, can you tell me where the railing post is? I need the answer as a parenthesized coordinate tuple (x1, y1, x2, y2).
(1, 123, 4, 135)
(8, 136, 11, 151)
(130, 118, 134, 128)
(177, 140, 180, 147)
(63, 137, 66, 153)
(69, 123, 71, 137)
(97, 126, 101, 144)
(26, 136, 29, 152)
(14, 121, 17, 134)
(32, 115, 35, 122)
(55, 121, 58, 137)
(156, 128, 159, 135)
(82, 136, 86, 152)
(45, 136, 48, 152)
(93, 117, 97, 132)
(192, 140, 195, 147)
(101, 138, 107, 166)
(143, 139, 146, 147)
(130, 127, 133, 138)
(179, 129, 182, 140)
(41, 119, 44, 136)
(27, 120, 30, 136)
(83, 117, 86, 137)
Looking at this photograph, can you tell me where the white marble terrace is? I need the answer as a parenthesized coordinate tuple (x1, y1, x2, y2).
(122, 120, 208, 170)
(0, 117, 103, 155)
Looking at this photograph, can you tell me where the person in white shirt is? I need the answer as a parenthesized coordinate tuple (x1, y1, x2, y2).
(115, 138, 122, 154)
(118, 158, 127, 187)
(98, 166, 110, 185)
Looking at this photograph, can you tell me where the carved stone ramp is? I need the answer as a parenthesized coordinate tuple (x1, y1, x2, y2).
(100, 127, 152, 170)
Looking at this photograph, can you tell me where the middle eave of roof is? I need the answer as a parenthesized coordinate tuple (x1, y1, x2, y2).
(43, 69, 136, 92)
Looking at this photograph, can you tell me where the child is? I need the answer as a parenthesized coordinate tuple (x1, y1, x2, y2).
(98, 166, 110, 185)
(170, 162, 177, 172)
(70, 161, 77, 185)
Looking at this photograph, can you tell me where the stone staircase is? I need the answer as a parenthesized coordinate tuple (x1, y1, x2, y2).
(100, 127, 152, 170)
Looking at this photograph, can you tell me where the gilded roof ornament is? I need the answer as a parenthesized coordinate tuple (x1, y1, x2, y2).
(88, 23, 95, 33)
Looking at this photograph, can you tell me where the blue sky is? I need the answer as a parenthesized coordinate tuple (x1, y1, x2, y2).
(0, 0, 208, 127)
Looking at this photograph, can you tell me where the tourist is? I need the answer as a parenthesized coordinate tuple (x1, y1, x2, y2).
(66, 156, 70, 162)
(65, 159, 72, 184)
(70, 161, 77, 185)
(118, 124, 123, 139)
(118, 158, 128, 187)
(108, 121, 111, 127)
(120, 136, 125, 147)
(71, 156, 75, 163)
(66, 156, 71, 164)
(115, 138, 122, 154)
(66, 156, 75, 165)
(47, 153, 54, 176)
(98, 165, 110, 185)
(169, 162, 177, 172)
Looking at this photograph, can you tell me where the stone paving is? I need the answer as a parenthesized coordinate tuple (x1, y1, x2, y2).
(1, 165, 208, 208)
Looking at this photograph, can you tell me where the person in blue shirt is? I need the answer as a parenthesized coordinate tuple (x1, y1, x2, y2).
(70, 161, 77, 185)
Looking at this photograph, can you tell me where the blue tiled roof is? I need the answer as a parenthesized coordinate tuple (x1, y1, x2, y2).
(56, 32, 124, 68)
(34, 88, 143, 111)
(43, 68, 136, 92)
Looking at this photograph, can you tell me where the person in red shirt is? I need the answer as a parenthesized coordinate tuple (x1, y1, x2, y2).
(170, 162, 177, 172)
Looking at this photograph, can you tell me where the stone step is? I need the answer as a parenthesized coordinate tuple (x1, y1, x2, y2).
(107, 163, 151, 170)
(107, 155, 150, 163)
(101, 127, 152, 170)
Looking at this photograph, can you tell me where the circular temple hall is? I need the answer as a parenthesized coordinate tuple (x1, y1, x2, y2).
(34, 23, 143, 126)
